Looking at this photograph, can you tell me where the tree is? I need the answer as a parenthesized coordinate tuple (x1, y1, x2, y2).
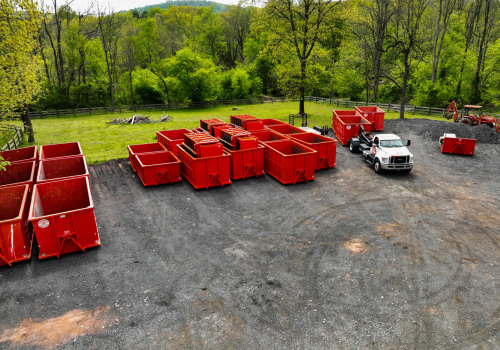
(430, 0, 456, 84)
(388, 0, 431, 119)
(0, 0, 42, 142)
(264, 0, 342, 115)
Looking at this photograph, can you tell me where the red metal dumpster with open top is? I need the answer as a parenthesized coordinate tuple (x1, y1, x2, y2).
(355, 106, 385, 131)
(263, 140, 317, 184)
(0, 161, 36, 189)
(0, 184, 33, 266)
(128, 143, 166, 172)
(135, 151, 182, 186)
(37, 156, 89, 183)
(28, 176, 100, 260)
(289, 133, 337, 169)
(224, 145, 265, 180)
(0, 146, 38, 164)
(260, 119, 288, 128)
(333, 114, 372, 145)
(441, 136, 476, 156)
(156, 129, 191, 156)
(177, 144, 231, 189)
(40, 142, 83, 160)
(249, 130, 288, 143)
(265, 124, 308, 136)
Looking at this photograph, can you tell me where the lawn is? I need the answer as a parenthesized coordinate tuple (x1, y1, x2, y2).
(27, 101, 449, 164)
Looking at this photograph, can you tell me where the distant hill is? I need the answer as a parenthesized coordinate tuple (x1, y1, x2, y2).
(132, 0, 228, 14)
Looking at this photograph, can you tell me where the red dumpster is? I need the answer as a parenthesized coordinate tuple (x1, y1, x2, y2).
(265, 124, 308, 136)
(184, 133, 223, 158)
(249, 130, 288, 143)
(1, 146, 38, 164)
(211, 124, 233, 138)
(37, 156, 89, 184)
(263, 140, 317, 184)
(355, 106, 385, 131)
(28, 176, 100, 260)
(200, 119, 228, 136)
(40, 142, 83, 160)
(333, 110, 358, 130)
(127, 143, 166, 172)
(156, 129, 191, 156)
(289, 133, 337, 169)
(224, 145, 265, 180)
(220, 128, 259, 150)
(0, 161, 36, 189)
(0, 185, 33, 266)
(135, 151, 182, 186)
(261, 119, 288, 128)
(333, 114, 372, 145)
(177, 144, 231, 189)
(441, 137, 476, 156)
(230, 115, 264, 131)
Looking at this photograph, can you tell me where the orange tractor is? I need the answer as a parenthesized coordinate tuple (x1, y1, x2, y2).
(444, 100, 500, 133)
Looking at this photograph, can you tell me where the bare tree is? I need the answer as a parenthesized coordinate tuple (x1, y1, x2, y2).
(431, 0, 456, 84)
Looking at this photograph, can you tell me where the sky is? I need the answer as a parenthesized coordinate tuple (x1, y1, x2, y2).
(62, 0, 240, 13)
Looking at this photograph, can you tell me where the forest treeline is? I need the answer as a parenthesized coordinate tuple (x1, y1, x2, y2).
(37, 0, 500, 112)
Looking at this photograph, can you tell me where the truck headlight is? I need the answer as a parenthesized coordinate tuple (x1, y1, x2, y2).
(409, 155, 413, 163)
(381, 157, 389, 164)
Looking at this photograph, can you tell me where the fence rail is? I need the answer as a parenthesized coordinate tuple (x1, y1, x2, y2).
(27, 97, 293, 119)
(304, 96, 500, 118)
(1, 125, 23, 152)
(24, 96, 500, 120)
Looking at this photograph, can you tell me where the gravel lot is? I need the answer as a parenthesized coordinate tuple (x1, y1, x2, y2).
(1, 118, 499, 349)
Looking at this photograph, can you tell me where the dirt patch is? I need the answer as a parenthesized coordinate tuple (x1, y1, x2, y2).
(343, 238, 371, 254)
(0, 306, 112, 349)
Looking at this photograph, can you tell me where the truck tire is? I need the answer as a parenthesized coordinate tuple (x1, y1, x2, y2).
(374, 159, 383, 174)
(349, 142, 357, 153)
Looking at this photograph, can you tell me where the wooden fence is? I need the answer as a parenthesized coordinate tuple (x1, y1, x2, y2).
(304, 96, 500, 118)
(27, 96, 293, 119)
(22, 95, 500, 120)
(1, 125, 23, 152)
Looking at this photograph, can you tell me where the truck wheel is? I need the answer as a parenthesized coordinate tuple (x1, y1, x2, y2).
(349, 142, 357, 153)
(374, 160, 383, 174)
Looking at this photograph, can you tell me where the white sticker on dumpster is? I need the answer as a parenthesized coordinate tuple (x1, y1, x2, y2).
(38, 219, 49, 228)
(346, 125, 351, 130)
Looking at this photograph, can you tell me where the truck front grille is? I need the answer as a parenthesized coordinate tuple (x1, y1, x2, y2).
(391, 156, 409, 164)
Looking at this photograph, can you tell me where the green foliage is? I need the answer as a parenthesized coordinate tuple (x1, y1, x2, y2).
(0, 0, 42, 119)
(0, 156, 9, 172)
(132, 1, 228, 15)
(166, 48, 220, 102)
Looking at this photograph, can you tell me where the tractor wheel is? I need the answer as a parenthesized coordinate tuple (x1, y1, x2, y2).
(374, 160, 383, 174)
(349, 142, 357, 153)
(461, 117, 472, 126)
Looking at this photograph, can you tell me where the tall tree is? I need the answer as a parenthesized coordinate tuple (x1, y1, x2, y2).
(264, 0, 342, 115)
(0, 0, 42, 142)
(431, 0, 456, 84)
(389, 0, 430, 118)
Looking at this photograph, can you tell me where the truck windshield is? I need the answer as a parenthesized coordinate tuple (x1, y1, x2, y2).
(380, 139, 404, 147)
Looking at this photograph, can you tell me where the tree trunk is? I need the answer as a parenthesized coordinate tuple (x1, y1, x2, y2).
(400, 52, 410, 120)
(21, 108, 35, 143)
(129, 69, 135, 106)
(299, 61, 306, 115)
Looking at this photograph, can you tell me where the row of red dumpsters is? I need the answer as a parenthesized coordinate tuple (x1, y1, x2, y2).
(0, 142, 100, 267)
(332, 106, 475, 155)
(128, 115, 338, 189)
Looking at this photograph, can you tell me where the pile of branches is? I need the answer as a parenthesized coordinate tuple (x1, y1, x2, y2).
(109, 114, 172, 125)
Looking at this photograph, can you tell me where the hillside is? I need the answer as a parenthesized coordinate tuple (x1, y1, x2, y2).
(132, 0, 228, 13)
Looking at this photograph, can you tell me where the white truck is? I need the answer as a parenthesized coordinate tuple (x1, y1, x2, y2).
(348, 128, 414, 174)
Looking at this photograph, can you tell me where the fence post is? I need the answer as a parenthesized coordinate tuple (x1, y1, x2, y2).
(413, 106, 416, 114)
(56, 108, 59, 118)
(427, 107, 430, 115)
(89, 107, 92, 115)
(104, 106, 106, 114)
(388, 104, 391, 112)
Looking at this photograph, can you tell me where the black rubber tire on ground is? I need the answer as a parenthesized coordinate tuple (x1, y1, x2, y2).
(349, 142, 357, 153)
(374, 160, 383, 174)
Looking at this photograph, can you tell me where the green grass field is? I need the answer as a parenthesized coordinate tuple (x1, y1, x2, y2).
(26, 101, 449, 164)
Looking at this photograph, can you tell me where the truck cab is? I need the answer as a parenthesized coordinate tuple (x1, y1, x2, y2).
(349, 132, 414, 174)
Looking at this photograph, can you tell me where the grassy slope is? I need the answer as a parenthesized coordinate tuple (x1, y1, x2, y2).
(29, 102, 449, 164)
